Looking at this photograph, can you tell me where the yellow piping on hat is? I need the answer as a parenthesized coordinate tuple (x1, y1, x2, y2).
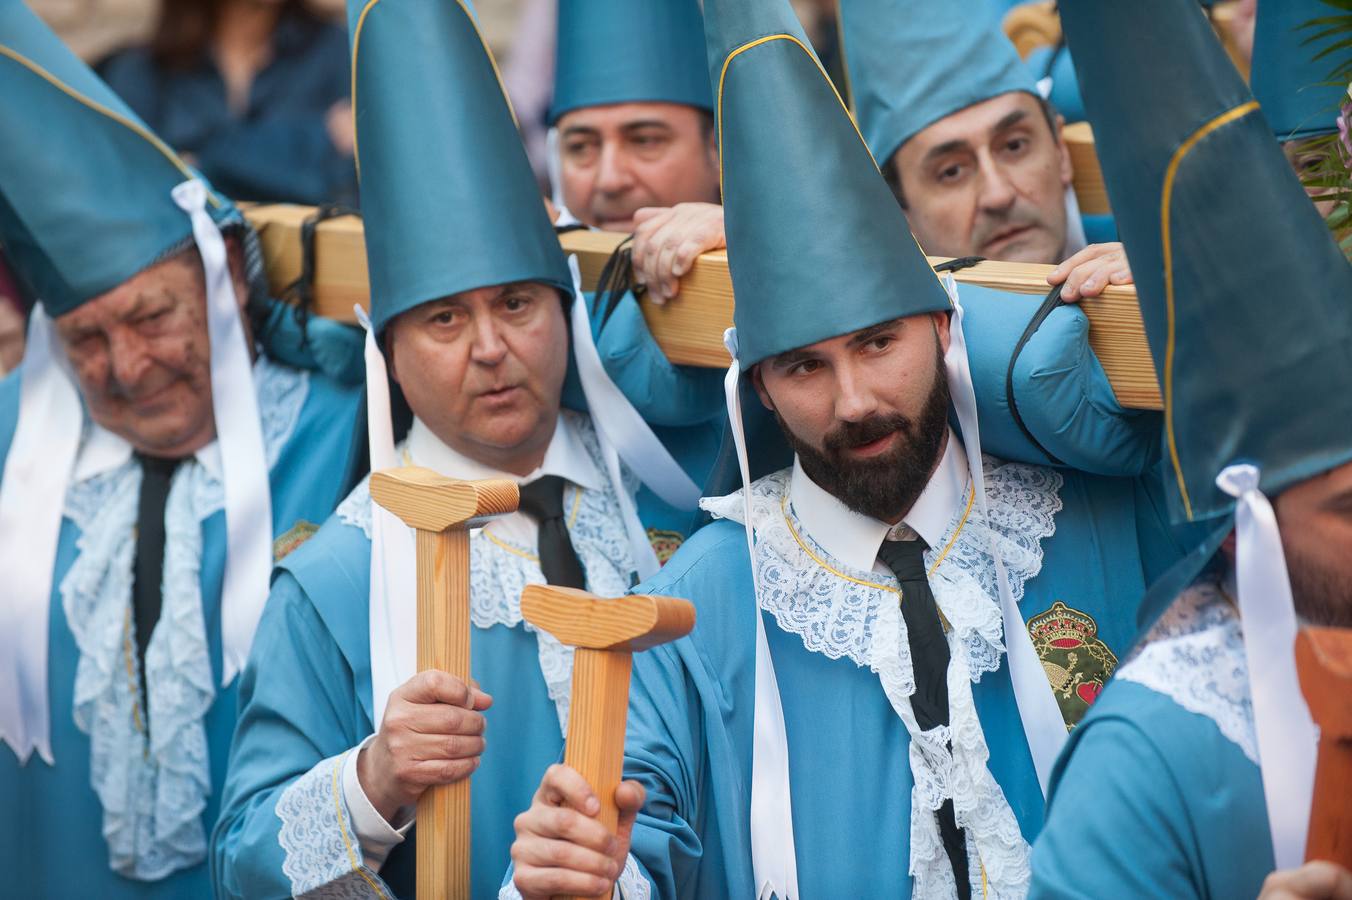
(0, 45, 221, 209)
(715, 33, 948, 301)
(351, 0, 517, 180)
(1159, 99, 1260, 520)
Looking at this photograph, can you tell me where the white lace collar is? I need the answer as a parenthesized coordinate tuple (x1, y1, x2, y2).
(700, 457, 1064, 898)
(1117, 579, 1258, 765)
(338, 411, 638, 735)
(787, 429, 968, 571)
(56, 357, 308, 881)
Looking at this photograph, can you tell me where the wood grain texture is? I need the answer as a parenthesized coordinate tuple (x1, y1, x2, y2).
(1297, 627, 1352, 868)
(521, 587, 694, 900)
(414, 529, 473, 900)
(1064, 122, 1110, 216)
(520, 586, 696, 651)
(242, 204, 1161, 409)
(370, 467, 519, 532)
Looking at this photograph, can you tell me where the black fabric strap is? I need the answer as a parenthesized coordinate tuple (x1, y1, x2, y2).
(877, 537, 971, 899)
(131, 453, 184, 724)
(517, 476, 587, 589)
(1003, 283, 1067, 466)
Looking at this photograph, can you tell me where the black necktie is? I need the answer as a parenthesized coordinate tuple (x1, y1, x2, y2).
(132, 453, 183, 726)
(517, 476, 587, 589)
(877, 536, 971, 900)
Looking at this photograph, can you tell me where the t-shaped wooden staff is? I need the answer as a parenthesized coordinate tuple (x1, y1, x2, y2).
(370, 467, 519, 900)
(1296, 626, 1352, 869)
(521, 585, 696, 900)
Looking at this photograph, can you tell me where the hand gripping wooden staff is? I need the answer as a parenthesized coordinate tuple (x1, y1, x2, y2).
(369, 467, 519, 900)
(1296, 627, 1352, 869)
(521, 585, 696, 900)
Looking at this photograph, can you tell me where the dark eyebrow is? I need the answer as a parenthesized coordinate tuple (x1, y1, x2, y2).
(620, 120, 675, 135)
(559, 125, 600, 140)
(990, 109, 1031, 136)
(923, 137, 973, 164)
(768, 347, 815, 370)
(846, 319, 903, 348)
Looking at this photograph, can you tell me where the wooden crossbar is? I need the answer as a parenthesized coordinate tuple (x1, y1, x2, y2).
(241, 204, 1161, 410)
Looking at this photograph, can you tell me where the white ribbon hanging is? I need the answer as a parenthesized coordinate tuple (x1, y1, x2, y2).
(172, 180, 272, 688)
(1216, 463, 1318, 870)
(725, 327, 800, 900)
(356, 306, 418, 727)
(0, 308, 82, 765)
(942, 274, 1067, 793)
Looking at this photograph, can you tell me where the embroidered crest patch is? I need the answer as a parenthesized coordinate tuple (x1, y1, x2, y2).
(273, 520, 319, 562)
(1028, 601, 1119, 729)
(647, 528, 684, 566)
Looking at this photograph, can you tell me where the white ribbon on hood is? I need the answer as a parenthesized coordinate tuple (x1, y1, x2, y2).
(1216, 463, 1317, 870)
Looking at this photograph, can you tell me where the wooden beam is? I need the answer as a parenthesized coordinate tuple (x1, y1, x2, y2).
(241, 204, 1161, 409)
(1297, 627, 1352, 869)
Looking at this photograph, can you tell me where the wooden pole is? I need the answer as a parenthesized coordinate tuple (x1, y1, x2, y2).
(369, 467, 519, 900)
(1295, 627, 1352, 869)
(520, 586, 696, 900)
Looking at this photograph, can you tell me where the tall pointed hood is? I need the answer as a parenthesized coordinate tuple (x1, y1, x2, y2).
(712, 0, 951, 369)
(349, 0, 571, 335)
(549, 0, 712, 125)
(0, 0, 236, 315)
(1062, 0, 1352, 873)
(837, 0, 1039, 167)
(1061, 0, 1352, 526)
(1251, 0, 1349, 142)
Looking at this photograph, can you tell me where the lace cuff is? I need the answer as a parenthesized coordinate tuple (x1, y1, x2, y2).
(276, 750, 397, 898)
(341, 736, 413, 870)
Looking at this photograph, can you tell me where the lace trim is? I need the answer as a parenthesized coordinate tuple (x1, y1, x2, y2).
(1117, 581, 1258, 765)
(276, 751, 394, 898)
(336, 412, 639, 733)
(57, 357, 309, 880)
(700, 456, 1063, 898)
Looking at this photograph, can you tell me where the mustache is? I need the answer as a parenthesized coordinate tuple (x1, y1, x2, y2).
(822, 412, 914, 454)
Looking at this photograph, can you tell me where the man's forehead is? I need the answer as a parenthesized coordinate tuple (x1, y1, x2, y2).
(900, 90, 1045, 158)
(558, 100, 702, 134)
(56, 253, 199, 328)
(768, 317, 913, 365)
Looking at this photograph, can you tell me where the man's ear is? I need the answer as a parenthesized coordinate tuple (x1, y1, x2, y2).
(1054, 114, 1073, 189)
(933, 311, 952, 356)
(750, 364, 775, 412)
(384, 326, 400, 385)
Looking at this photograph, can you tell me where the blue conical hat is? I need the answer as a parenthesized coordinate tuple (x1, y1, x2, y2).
(349, 0, 571, 334)
(838, 0, 1039, 166)
(1251, 0, 1349, 142)
(1061, 0, 1352, 525)
(550, 0, 712, 124)
(710, 0, 951, 368)
(0, 0, 236, 316)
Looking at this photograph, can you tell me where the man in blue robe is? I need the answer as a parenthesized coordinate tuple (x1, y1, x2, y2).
(1029, 3, 1352, 897)
(209, 3, 721, 898)
(0, 3, 364, 897)
(505, 2, 1200, 897)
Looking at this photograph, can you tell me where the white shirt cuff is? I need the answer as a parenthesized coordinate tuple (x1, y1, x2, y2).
(340, 735, 414, 870)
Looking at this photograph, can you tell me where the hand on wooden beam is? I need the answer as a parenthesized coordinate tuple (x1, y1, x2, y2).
(630, 202, 726, 303)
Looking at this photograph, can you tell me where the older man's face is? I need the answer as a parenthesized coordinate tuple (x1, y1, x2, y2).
(53, 243, 247, 458)
(556, 101, 720, 232)
(893, 91, 1073, 264)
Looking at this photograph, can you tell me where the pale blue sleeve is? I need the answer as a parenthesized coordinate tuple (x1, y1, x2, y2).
(1029, 716, 1202, 900)
(589, 290, 726, 428)
(210, 573, 392, 900)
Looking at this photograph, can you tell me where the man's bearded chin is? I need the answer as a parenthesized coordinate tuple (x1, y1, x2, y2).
(778, 356, 951, 524)
(1284, 541, 1352, 629)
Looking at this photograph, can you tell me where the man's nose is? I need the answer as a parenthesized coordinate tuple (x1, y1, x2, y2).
(593, 140, 634, 196)
(107, 328, 153, 392)
(975, 154, 1018, 213)
(468, 314, 509, 366)
(833, 365, 880, 422)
